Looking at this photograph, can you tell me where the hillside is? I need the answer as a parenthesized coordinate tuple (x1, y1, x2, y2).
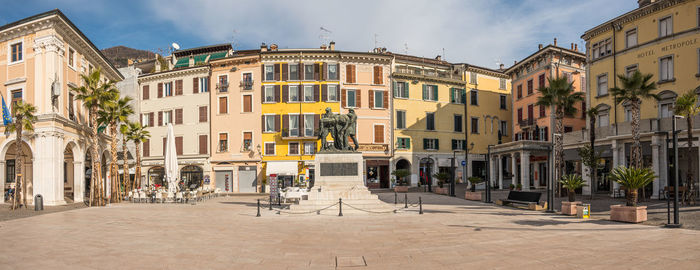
(101, 46, 155, 68)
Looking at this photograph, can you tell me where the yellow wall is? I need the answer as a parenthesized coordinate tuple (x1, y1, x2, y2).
(464, 70, 512, 154)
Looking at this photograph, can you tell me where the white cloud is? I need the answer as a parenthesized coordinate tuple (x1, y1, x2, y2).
(148, 0, 635, 68)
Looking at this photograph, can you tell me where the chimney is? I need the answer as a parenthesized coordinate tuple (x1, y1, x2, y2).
(329, 41, 335, 51)
(260, 43, 267, 52)
(514, 60, 517, 65)
(270, 44, 278, 51)
(155, 54, 162, 72)
(638, 0, 657, 8)
(499, 63, 504, 70)
(554, 38, 557, 47)
(320, 44, 327, 50)
(188, 55, 194, 67)
(538, 44, 543, 50)
(574, 44, 578, 51)
(435, 55, 442, 61)
(571, 43, 574, 50)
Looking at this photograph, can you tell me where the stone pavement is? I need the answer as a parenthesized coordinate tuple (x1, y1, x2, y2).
(0, 193, 699, 269)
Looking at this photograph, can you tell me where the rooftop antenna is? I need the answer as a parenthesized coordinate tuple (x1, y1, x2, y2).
(404, 43, 408, 54)
(442, 48, 445, 60)
(319, 27, 332, 46)
(494, 57, 502, 68)
(374, 33, 379, 49)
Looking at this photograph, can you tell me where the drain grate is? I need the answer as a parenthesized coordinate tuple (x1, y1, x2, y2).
(335, 256, 367, 268)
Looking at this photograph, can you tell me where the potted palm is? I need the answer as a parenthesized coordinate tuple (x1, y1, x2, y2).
(559, 174, 586, 215)
(465, 177, 484, 201)
(433, 173, 450, 195)
(392, 169, 410, 193)
(516, 183, 522, 191)
(609, 166, 656, 223)
(509, 184, 515, 190)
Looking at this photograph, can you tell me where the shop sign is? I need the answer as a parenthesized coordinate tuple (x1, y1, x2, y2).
(269, 174, 279, 202)
(357, 144, 388, 152)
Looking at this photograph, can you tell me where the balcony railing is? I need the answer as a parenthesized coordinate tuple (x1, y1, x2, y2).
(518, 118, 534, 127)
(394, 67, 457, 80)
(240, 80, 253, 90)
(216, 82, 229, 92)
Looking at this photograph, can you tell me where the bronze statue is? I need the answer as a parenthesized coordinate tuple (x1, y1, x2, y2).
(318, 107, 359, 152)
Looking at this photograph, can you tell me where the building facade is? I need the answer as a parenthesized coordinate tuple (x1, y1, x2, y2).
(0, 10, 122, 205)
(569, 0, 700, 198)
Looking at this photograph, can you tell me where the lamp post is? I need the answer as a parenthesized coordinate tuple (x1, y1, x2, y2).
(666, 115, 683, 228)
(485, 145, 494, 203)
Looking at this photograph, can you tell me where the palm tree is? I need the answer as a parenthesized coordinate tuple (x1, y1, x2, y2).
(536, 77, 584, 195)
(609, 70, 658, 168)
(97, 94, 133, 203)
(7, 101, 37, 210)
(71, 68, 119, 206)
(559, 174, 586, 202)
(126, 122, 150, 191)
(610, 166, 656, 206)
(119, 122, 131, 198)
(674, 90, 700, 190)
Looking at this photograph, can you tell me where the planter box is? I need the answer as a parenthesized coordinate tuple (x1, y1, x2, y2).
(610, 204, 647, 223)
(561, 201, 581, 216)
(465, 191, 483, 201)
(394, 186, 409, 193)
(433, 187, 449, 195)
(367, 183, 380, 189)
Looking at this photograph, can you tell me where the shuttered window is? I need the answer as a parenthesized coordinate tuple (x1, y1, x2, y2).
(193, 77, 199, 93)
(345, 64, 356, 83)
(374, 125, 384, 143)
(142, 85, 149, 100)
(199, 106, 207, 122)
(149, 113, 154, 127)
(243, 95, 252, 112)
(175, 108, 183, 124)
(175, 136, 183, 155)
(219, 133, 228, 152)
(143, 139, 150, 157)
(243, 132, 252, 151)
(199, 135, 207, 154)
(426, 112, 435, 130)
(219, 97, 228, 114)
(175, 80, 183, 95)
(373, 66, 383, 85)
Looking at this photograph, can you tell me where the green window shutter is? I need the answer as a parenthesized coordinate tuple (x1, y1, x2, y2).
(393, 81, 398, 97)
(449, 88, 454, 103)
(451, 139, 456, 150)
(435, 139, 439, 150)
(461, 89, 467, 104)
(432, 85, 438, 101)
(422, 84, 428, 100)
(406, 138, 410, 149)
(404, 82, 409, 98)
(423, 138, 428, 150)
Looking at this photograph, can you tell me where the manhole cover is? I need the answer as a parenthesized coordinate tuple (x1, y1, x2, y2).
(336, 256, 367, 268)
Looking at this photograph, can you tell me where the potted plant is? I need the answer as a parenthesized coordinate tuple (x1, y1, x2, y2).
(559, 174, 586, 215)
(392, 169, 410, 193)
(516, 183, 522, 191)
(465, 177, 484, 201)
(609, 166, 656, 223)
(509, 184, 515, 190)
(432, 173, 450, 195)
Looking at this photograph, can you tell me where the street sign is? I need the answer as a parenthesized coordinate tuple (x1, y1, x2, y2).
(461, 160, 466, 167)
(269, 174, 279, 203)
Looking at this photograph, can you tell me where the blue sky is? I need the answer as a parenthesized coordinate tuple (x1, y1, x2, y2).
(1, 0, 637, 68)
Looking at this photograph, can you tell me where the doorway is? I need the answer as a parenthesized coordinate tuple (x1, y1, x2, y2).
(216, 170, 233, 192)
(238, 166, 257, 193)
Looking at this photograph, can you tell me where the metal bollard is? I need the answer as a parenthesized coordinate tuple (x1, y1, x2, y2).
(419, 197, 423, 215)
(256, 199, 261, 217)
(34, 194, 44, 211)
(394, 192, 397, 205)
(404, 193, 408, 208)
(278, 193, 281, 206)
(338, 198, 343, 217)
(269, 196, 273, 211)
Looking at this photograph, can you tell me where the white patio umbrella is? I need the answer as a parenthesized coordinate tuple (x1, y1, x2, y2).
(164, 123, 179, 193)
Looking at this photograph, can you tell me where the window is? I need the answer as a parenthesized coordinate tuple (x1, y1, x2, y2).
(304, 142, 316, 155)
(327, 64, 338, 80)
(304, 115, 314, 137)
(626, 28, 637, 48)
(199, 106, 207, 122)
(373, 66, 384, 84)
(592, 38, 612, 60)
(218, 75, 228, 92)
(68, 48, 75, 68)
(264, 115, 276, 132)
(164, 82, 173, 96)
(471, 117, 479, 134)
(454, 114, 463, 132)
(539, 105, 546, 118)
(538, 127, 546, 141)
(143, 140, 150, 157)
(564, 126, 573, 133)
(470, 90, 478, 105)
(199, 135, 208, 154)
(6, 160, 15, 183)
(163, 111, 172, 125)
(265, 65, 274, 81)
(219, 133, 228, 152)
(452, 140, 466, 151)
(288, 114, 300, 137)
(142, 113, 151, 127)
(660, 102, 674, 118)
(470, 72, 477, 84)
(199, 77, 209, 93)
(346, 89, 357, 107)
(304, 64, 314, 80)
(327, 85, 338, 101)
(396, 110, 406, 129)
(499, 78, 506, 90)
(241, 73, 253, 90)
(450, 88, 465, 104)
(374, 91, 384, 108)
(303, 85, 314, 102)
(598, 113, 609, 127)
(10, 42, 22, 63)
(175, 108, 183, 124)
(500, 95, 507, 110)
(289, 85, 300, 102)
(241, 132, 252, 151)
(289, 64, 299, 80)
(374, 125, 384, 143)
(426, 112, 435, 131)
(517, 108, 523, 122)
(659, 16, 672, 37)
(500, 120, 507, 136)
(345, 64, 356, 83)
(397, 138, 411, 149)
(264, 85, 275, 103)
(394, 82, 409, 98)
(423, 138, 439, 150)
(527, 79, 533, 95)
(517, 84, 522, 99)
(142, 85, 150, 100)
(581, 76, 586, 92)
(423, 85, 438, 101)
(288, 142, 300, 155)
(597, 74, 608, 96)
(625, 107, 633, 122)
(264, 142, 275, 155)
(219, 97, 228, 114)
(626, 64, 638, 77)
(538, 74, 545, 89)
(660, 55, 674, 81)
(243, 95, 252, 112)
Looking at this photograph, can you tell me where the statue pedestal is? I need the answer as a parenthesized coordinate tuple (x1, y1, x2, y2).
(289, 152, 394, 214)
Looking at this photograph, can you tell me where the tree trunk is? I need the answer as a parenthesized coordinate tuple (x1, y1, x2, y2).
(687, 116, 694, 191)
(11, 118, 23, 209)
(135, 142, 141, 190)
(555, 110, 564, 197)
(630, 100, 642, 168)
(590, 115, 597, 199)
(122, 134, 129, 199)
(568, 189, 576, 202)
(628, 188, 638, 207)
(110, 124, 119, 203)
(89, 105, 102, 206)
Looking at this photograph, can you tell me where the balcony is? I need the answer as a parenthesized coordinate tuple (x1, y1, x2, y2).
(518, 118, 534, 127)
(280, 128, 317, 139)
(240, 80, 254, 90)
(393, 67, 460, 80)
(216, 82, 229, 93)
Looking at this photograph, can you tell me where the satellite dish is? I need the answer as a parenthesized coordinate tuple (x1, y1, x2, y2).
(172, 43, 180, 50)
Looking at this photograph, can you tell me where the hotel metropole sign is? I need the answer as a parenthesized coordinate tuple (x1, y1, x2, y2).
(637, 38, 697, 59)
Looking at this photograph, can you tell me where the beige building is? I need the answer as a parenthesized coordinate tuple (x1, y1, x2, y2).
(0, 10, 122, 205)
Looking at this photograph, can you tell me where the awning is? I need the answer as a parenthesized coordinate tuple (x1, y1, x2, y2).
(194, 54, 208, 65)
(209, 51, 227, 61)
(174, 58, 189, 68)
(266, 161, 298, 176)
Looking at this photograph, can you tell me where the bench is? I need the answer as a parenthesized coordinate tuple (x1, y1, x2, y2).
(496, 191, 545, 210)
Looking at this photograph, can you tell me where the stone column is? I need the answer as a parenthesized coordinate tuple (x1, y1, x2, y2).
(651, 135, 661, 199)
(533, 161, 540, 189)
(521, 151, 530, 191)
(0, 161, 4, 204)
(73, 161, 85, 203)
(489, 155, 496, 187)
(611, 140, 621, 196)
(497, 155, 504, 189)
(511, 153, 518, 189)
(582, 163, 592, 196)
(33, 132, 66, 205)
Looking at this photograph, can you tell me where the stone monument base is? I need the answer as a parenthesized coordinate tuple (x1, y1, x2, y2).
(289, 152, 395, 214)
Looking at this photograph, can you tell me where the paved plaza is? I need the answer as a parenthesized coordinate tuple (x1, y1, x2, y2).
(0, 193, 699, 269)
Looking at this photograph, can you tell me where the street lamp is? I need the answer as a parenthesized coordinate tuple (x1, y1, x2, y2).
(547, 133, 561, 213)
(666, 115, 683, 228)
(485, 145, 494, 203)
(450, 150, 464, 197)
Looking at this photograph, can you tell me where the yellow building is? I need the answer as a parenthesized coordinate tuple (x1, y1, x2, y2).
(570, 0, 700, 198)
(391, 54, 511, 187)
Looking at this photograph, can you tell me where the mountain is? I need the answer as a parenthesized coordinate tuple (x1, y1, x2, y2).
(101, 46, 155, 68)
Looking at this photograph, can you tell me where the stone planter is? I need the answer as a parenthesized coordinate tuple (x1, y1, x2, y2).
(394, 186, 409, 193)
(433, 187, 449, 195)
(561, 201, 581, 216)
(465, 191, 483, 201)
(610, 205, 647, 223)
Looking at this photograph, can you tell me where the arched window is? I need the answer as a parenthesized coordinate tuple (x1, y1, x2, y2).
(657, 90, 677, 119)
(180, 165, 203, 189)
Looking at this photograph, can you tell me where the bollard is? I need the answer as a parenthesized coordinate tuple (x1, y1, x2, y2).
(419, 197, 423, 215)
(34, 194, 44, 211)
(394, 192, 397, 205)
(338, 198, 343, 217)
(667, 191, 671, 224)
(404, 193, 408, 208)
(269, 196, 273, 211)
(278, 193, 281, 206)
(256, 199, 261, 217)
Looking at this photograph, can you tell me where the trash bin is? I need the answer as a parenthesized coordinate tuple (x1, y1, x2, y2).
(577, 203, 590, 219)
(34, 194, 44, 211)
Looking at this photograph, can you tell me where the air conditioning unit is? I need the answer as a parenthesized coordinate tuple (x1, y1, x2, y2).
(230, 67, 238, 72)
(51, 80, 61, 97)
(411, 80, 419, 84)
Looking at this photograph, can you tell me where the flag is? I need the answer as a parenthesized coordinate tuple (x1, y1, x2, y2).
(1, 96, 11, 126)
